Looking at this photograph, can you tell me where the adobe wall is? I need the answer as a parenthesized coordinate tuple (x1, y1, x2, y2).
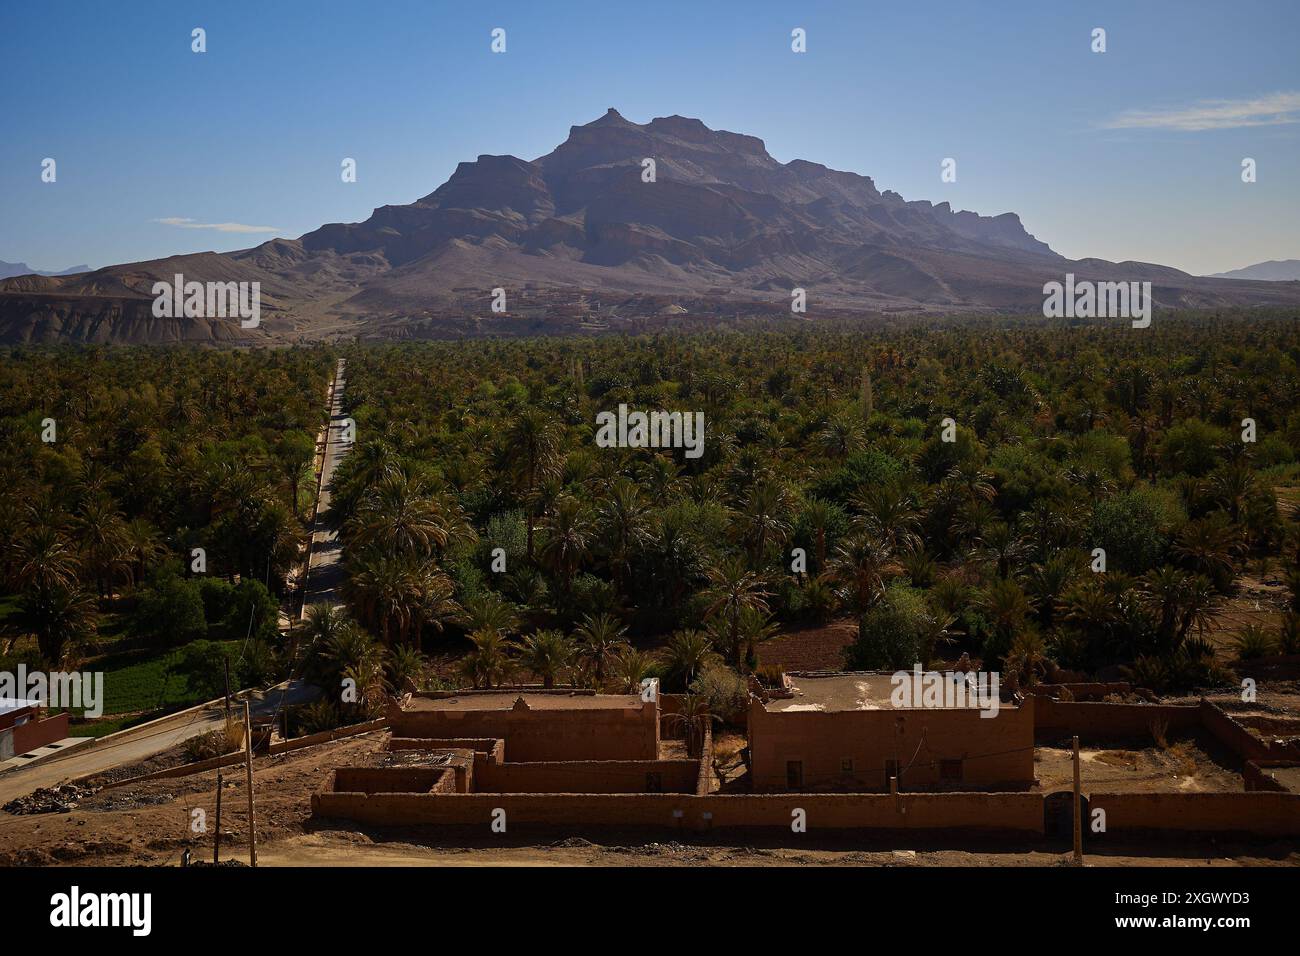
(390, 700, 658, 762)
(748, 697, 1035, 791)
(473, 758, 700, 794)
(389, 737, 505, 761)
(12, 711, 69, 755)
(1088, 792, 1300, 836)
(1034, 698, 1199, 743)
(1195, 701, 1300, 762)
(332, 766, 452, 794)
(267, 717, 386, 755)
(1243, 761, 1300, 793)
(310, 790, 1046, 834)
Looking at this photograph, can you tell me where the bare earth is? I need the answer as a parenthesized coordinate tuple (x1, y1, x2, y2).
(2, 729, 1296, 868)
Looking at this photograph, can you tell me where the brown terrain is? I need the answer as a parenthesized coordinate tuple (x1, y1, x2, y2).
(1, 709, 1297, 868)
(4, 109, 1299, 345)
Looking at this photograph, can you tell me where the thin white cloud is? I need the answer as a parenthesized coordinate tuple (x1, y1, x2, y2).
(153, 217, 280, 234)
(1102, 91, 1300, 131)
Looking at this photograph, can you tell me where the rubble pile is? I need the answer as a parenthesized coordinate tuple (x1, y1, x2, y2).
(2, 783, 100, 815)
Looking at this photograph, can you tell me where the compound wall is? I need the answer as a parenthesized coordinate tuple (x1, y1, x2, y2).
(390, 700, 659, 762)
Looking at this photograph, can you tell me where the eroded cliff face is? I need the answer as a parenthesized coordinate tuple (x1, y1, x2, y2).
(0, 294, 267, 345)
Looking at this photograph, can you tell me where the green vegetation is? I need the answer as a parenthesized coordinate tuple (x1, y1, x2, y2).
(4, 315, 1300, 715)
(0, 347, 332, 729)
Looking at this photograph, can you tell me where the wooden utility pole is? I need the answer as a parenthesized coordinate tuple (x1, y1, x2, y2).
(223, 658, 233, 725)
(243, 700, 258, 868)
(213, 766, 222, 864)
(1072, 735, 1083, 865)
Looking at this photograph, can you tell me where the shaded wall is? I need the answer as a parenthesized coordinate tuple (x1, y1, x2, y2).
(748, 698, 1035, 791)
(390, 700, 659, 762)
(311, 790, 1047, 834)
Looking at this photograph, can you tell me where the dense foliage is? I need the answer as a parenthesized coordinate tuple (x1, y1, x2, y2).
(0, 346, 332, 672)
(324, 313, 1300, 695)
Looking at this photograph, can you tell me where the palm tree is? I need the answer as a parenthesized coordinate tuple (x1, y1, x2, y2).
(341, 553, 419, 645)
(828, 531, 892, 612)
(460, 592, 521, 637)
(659, 629, 720, 691)
(503, 409, 562, 560)
(72, 495, 130, 599)
(458, 628, 515, 689)
(980, 521, 1030, 580)
(1172, 513, 1238, 590)
(384, 644, 427, 695)
(14, 582, 97, 666)
(728, 606, 779, 670)
(852, 480, 920, 554)
(737, 480, 793, 565)
(610, 647, 656, 695)
(702, 556, 770, 666)
(800, 497, 838, 572)
(516, 629, 576, 688)
(9, 524, 81, 594)
(1025, 553, 1077, 629)
(411, 566, 462, 646)
(818, 417, 860, 458)
(597, 478, 649, 596)
(123, 518, 165, 590)
(978, 578, 1031, 659)
(539, 495, 593, 597)
(345, 472, 470, 558)
(574, 613, 630, 686)
(662, 693, 718, 758)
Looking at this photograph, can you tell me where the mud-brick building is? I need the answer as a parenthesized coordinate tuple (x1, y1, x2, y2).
(0, 699, 70, 761)
(747, 673, 1035, 792)
(388, 689, 660, 762)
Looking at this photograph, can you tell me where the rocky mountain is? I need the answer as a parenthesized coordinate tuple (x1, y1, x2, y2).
(3, 109, 1297, 344)
(1209, 259, 1300, 281)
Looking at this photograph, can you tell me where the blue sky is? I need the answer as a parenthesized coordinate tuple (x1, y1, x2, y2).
(1, 0, 1297, 275)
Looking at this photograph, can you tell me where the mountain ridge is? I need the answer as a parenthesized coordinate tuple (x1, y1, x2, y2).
(3, 109, 1297, 344)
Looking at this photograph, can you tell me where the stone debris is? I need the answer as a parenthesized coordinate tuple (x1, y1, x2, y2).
(3, 783, 100, 815)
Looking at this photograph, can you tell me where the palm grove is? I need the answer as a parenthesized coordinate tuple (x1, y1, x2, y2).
(3, 313, 1300, 733)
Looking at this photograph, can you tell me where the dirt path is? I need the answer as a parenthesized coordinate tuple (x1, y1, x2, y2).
(301, 357, 351, 615)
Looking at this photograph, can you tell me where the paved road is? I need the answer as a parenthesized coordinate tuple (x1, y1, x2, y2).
(301, 358, 351, 614)
(0, 682, 316, 804)
(0, 362, 351, 805)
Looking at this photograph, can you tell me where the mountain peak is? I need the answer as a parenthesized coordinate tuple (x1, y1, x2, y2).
(587, 107, 634, 127)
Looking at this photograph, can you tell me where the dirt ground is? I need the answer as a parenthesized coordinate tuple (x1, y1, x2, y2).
(1035, 739, 1244, 793)
(759, 618, 857, 671)
(1, 728, 1296, 868)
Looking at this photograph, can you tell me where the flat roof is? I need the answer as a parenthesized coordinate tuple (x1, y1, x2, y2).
(0, 699, 43, 715)
(762, 672, 1015, 713)
(405, 692, 645, 713)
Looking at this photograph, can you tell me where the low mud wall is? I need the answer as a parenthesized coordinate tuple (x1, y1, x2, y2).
(311, 790, 1046, 834)
(1088, 791, 1300, 836)
(332, 766, 455, 794)
(268, 718, 387, 755)
(1034, 698, 1200, 743)
(472, 758, 700, 794)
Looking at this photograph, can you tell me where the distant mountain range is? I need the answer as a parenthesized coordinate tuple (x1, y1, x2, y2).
(0, 260, 90, 280)
(3, 109, 1298, 344)
(1208, 259, 1300, 281)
